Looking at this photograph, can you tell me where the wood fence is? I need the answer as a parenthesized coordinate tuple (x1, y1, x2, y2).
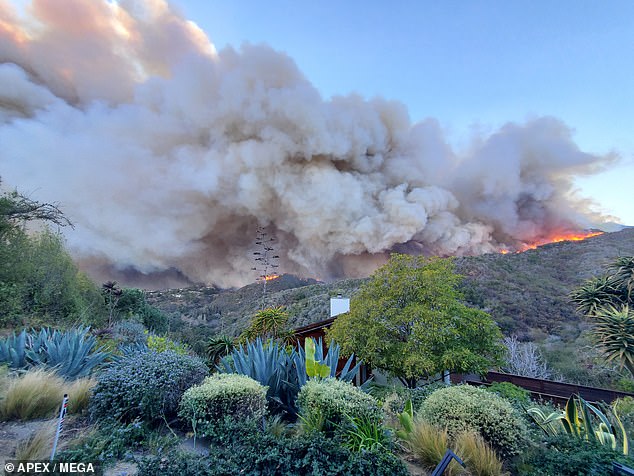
(452, 371, 634, 405)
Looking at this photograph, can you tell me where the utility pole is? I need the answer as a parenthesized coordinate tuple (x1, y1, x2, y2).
(251, 227, 280, 309)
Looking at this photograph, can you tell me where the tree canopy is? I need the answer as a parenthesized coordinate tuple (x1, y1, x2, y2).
(0, 186, 103, 328)
(326, 254, 504, 387)
(571, 256, 634, 377)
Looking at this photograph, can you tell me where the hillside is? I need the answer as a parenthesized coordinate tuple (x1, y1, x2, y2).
(147, 228, 634, 339)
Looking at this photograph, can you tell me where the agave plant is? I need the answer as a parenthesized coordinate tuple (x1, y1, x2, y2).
(527, 393, 629, 455)
(293, 338, 363, 387)
(25, 327, 109, 380)
(1, 327, 108, 379)
(218, 337, 300, 416)
(0, 329, 29, 369)
(218, 337, 366, 418)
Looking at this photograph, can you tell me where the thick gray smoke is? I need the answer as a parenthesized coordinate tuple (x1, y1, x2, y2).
(0, 0, 614, 288)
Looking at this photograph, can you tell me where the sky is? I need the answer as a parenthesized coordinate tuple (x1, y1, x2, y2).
(175, 0, 634, 225)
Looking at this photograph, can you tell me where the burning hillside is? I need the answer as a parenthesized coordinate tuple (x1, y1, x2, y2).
(500, 230, 604, 254)
(0, 0, 617, 288)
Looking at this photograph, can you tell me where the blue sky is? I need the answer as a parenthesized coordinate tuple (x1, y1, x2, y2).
(175, 1, 634, 224)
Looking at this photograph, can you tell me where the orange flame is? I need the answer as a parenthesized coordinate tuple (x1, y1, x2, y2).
(504, 231, 603, 254)
(262, 274, 280, 281)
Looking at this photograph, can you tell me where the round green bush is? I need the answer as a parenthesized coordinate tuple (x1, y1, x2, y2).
(486, 382, 531, 406)
(419, 384, 528, 458)
(179, 373, 268, 437)
(90, 350, 208, 423)
(297, 378, 382, 431)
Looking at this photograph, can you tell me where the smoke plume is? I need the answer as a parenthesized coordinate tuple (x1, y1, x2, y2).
(0, 0, 615, 288)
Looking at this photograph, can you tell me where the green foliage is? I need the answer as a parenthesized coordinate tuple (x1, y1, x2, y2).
(592, 305, 634, 377)
(527, 393, 629, 455)
(339, 412, 393, 452)
(57, 420, 178, 466)
(137, 431, 409, 476)
(326, 254, 504, 387)
(294, 337, 362, 387)
(369, 381, 449, 415)
(419, 384, 528, 459)
(218, 337, 298, 417)
(486, 382, 531, 406)
(90, 350, 208, 423)
(0, 227, 105, 328)
(179, 373, 268, 438)
(206, 334, 235, 364)
(111, 320, 147, 344)
(396, 399, 415, 441)
(218, 337, 364, 418)
(518, 434, 631, 476)
(297, 378, 382, 434)
(304, 337, 330, 378)
(240, 306, 292, 342)
(146, 334, 189, 354)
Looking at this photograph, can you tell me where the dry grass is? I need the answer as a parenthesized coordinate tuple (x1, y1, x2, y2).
(14, 420, 57, 461)
(0, 369, 65, 421)
(403, 421, 464, 476)
(66, 378, 96, 414)
(455, 432, 508, 476)
(0, 369, 96, 421)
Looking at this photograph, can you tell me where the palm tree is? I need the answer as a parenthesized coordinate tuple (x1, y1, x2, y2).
(592, 305, 634, 378)
(207, 335, 235, 364)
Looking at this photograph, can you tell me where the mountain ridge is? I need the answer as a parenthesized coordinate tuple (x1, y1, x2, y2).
(146, 228, 634, 339)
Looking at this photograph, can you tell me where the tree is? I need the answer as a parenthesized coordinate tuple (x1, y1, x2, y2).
(207, 335, 236, 364)
(326, 254, 504, 388)
(239, 306, 294, 344)
(571, 256, 634, 378)
(502, 335, 551, 379)
(0, 185, 72, 238)
(591, 305, 634, 378)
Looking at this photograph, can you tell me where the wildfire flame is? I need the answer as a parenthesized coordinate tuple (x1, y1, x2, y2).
(501, 231, 603, 254)
(262, 274, 280, 281)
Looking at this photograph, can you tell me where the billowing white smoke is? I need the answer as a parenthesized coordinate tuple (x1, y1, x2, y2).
(0, 0, 613, 288)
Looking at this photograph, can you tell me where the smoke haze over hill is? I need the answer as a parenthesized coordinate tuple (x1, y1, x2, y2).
(0, 0, 617, 288)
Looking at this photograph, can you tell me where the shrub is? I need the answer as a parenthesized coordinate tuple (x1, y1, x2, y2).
(147, 334, 189, 355)
(372, 382, 449, 418)
(137, 431, 409, 476)
(90, 350, 208, 423)
(179, 373, 268, 439)
(485, 382, 530, 407)
(112, 320, 147, 345)
(57, 420, 154, 465)
(518, 434, 631, 476)
(297, 378, 382, 433)
(419, 384, 528, 459)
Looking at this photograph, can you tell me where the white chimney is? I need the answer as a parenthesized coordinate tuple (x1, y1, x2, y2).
(330, 294, 350, 317)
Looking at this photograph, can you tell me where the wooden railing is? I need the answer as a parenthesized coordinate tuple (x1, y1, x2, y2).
(451, 371, 634, 405)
